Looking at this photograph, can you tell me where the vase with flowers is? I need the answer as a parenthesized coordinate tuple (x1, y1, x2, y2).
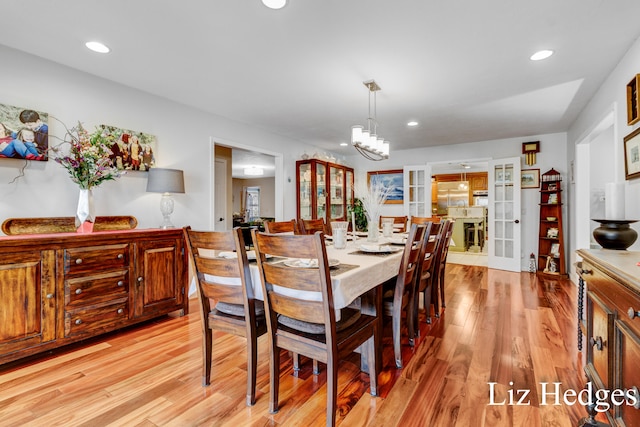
(52, 122, 120, 232)
(356, 181, 394, 242)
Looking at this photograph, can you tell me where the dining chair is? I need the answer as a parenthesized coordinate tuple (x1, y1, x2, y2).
(411, 221, 444, 327)
(183, 226, 267, 406)
(251, 229, 378, 427)
(298, 217, 330, 235)
(379, 215, 408, 233)
(263, 219, 299, 234)
(432, 220, 454, 318)
(382, 222, 429, 368)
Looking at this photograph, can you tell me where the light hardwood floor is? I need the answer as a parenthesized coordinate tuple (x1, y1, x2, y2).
(0, 265, 585, 426)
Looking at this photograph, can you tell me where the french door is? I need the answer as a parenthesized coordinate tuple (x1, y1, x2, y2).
(488, 157, 521, 271)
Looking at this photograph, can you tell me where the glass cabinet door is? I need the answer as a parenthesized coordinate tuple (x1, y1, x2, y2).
(298, 162, 313, 220)
(316, 162, 326, 219)
(345, 169, 354, 218)
(329, 165, 345, 220)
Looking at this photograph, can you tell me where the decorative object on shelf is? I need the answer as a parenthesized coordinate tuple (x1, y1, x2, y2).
(521, 168, 540, 189)
(541, 168, 561, 182)
(146, 168, 185, 229)
(591, 219, 638, 250)
(351, 79, 390, 161)
(51, 121, 121, 232)
(367, 169, 403, 204)
(623, 127, 640, 180)
(547, 193, 558, 204)
(356, 181, 393, 242)
(547, 227, 559, 238)
(626, 73, 639, 125)
(522, 141, 540, 165)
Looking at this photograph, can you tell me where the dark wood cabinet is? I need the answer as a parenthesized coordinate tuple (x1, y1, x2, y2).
(0, 229, 187, 365)
(537, 168, 566, 276)
(296, 159, 354, 222)
(578, 249, 640, 426)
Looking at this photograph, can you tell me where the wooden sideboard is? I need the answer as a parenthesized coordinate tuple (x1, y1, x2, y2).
(0, 228, 188, 366)
(577, 249, 640, 426)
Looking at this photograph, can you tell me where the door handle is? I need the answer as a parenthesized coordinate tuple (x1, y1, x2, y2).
(219, 217, 224, 221)
(514, 219, 520, 224)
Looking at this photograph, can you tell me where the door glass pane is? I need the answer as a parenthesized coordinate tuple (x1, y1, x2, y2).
(505, 240, 514, 258)
(299, 163, 312, 219)
(316, 163, 326, 219)
(505, 221, 513, 239)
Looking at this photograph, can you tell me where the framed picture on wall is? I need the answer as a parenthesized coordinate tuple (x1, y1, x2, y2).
(0, 102, 48, 161)
(367, 169, 403, 204)
(624, 127, 640, 180)
(99, 124, 157, 172)
(521, 169, 540, 189)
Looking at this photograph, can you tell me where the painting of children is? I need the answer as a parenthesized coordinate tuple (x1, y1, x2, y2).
(99, 124, 156, 171)
(0, 103, 48, 161)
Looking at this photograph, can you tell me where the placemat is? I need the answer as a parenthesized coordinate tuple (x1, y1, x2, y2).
(348, 250, 399, 257)
(329, 263, 359, 275)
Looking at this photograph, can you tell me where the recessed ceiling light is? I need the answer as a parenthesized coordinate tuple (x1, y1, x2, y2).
(407, 121, 419, 127)
(530, 50, 554, 61)
(262, 0, 287, 9)
(340, 142, 348, 146)
(85, 41, 110, 53)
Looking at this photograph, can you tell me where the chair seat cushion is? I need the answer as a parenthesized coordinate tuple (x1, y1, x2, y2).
(215, 300, 265, 317)
(278, 308, 361, 334)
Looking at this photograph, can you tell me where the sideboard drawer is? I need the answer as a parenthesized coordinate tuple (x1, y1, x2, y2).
(64, 299, 129, 337)
(64, 270, 129, 307)
(586, 291, 615, 390)
(64, 244, 129, 276)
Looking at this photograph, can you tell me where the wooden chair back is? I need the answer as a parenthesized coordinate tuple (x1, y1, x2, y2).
(413, 221, 444, 325)
(298, 218, 330, 235)
(251, 229, 378, 426)
(2, 216, 137, 235)
(433, 220, 454, 313)
(410, 215, 441, 226)
(379, 215, 408, 233)
(263, 219, 299, 234)
(385, 222, 429, 368)
(183, 226, 266, 406)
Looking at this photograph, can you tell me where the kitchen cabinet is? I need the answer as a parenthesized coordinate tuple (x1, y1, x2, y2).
(296, 159, 354, 222)
(0, 229, 188, 365)
(537, 168, 566, 276)
(577, 249, 640, 426)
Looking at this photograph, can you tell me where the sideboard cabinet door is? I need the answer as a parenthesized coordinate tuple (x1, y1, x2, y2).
(133, 238, 185, 318)
(0, 250, 56, 356)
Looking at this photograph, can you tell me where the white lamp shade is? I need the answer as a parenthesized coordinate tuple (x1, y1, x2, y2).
(146, 168, 185, 194)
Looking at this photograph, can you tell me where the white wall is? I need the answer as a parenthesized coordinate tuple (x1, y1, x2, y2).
(567, 35, 640, 278)
(0, 45, 316, 229)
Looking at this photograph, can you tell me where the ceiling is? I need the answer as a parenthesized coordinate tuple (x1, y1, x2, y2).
(2, 1, 640, 160)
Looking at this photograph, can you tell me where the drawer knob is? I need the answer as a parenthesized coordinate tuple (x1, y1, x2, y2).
(75, 258, 83, 265)
(75, 288, 82, 295)
(46, 293, 54, 299)
(137, 276, 143, 283)
(117, 280, 124, 287)
(117, 308, 124, 314)
(75, 319, 82, 325)
(628, 307, 640, 320)
(117, 253, 124, 259)
(589, 336, 604, 351)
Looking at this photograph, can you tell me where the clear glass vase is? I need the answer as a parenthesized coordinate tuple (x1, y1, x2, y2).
(76, 188, 95, 233)
(367, 218, 379, 242)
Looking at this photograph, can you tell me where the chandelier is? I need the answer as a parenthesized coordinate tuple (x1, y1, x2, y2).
(351, 80, 390, 161)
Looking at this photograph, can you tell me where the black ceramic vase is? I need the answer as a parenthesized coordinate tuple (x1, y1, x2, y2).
(592, 219, 638, 250)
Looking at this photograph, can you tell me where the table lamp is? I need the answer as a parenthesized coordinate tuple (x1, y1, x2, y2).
(146, 168, 185, 229)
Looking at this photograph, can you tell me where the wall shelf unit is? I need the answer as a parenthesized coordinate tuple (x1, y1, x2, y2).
(537, 168, 566, 276)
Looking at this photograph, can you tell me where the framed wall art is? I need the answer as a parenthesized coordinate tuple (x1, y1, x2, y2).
(99, 124, 157, 171)
(0, 102, 48, 161)
(626, 74, 640, 125)
(521, 168, 540, 189)
(367, 169, 403, 204)
(624, 127, 640, 180)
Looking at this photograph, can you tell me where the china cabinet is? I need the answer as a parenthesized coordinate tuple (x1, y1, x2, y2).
(296, 159, 354, 222)
(537, 168, 566, 276)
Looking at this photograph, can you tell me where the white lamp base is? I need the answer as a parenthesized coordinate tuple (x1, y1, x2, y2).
(159, 192, 175, 229)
